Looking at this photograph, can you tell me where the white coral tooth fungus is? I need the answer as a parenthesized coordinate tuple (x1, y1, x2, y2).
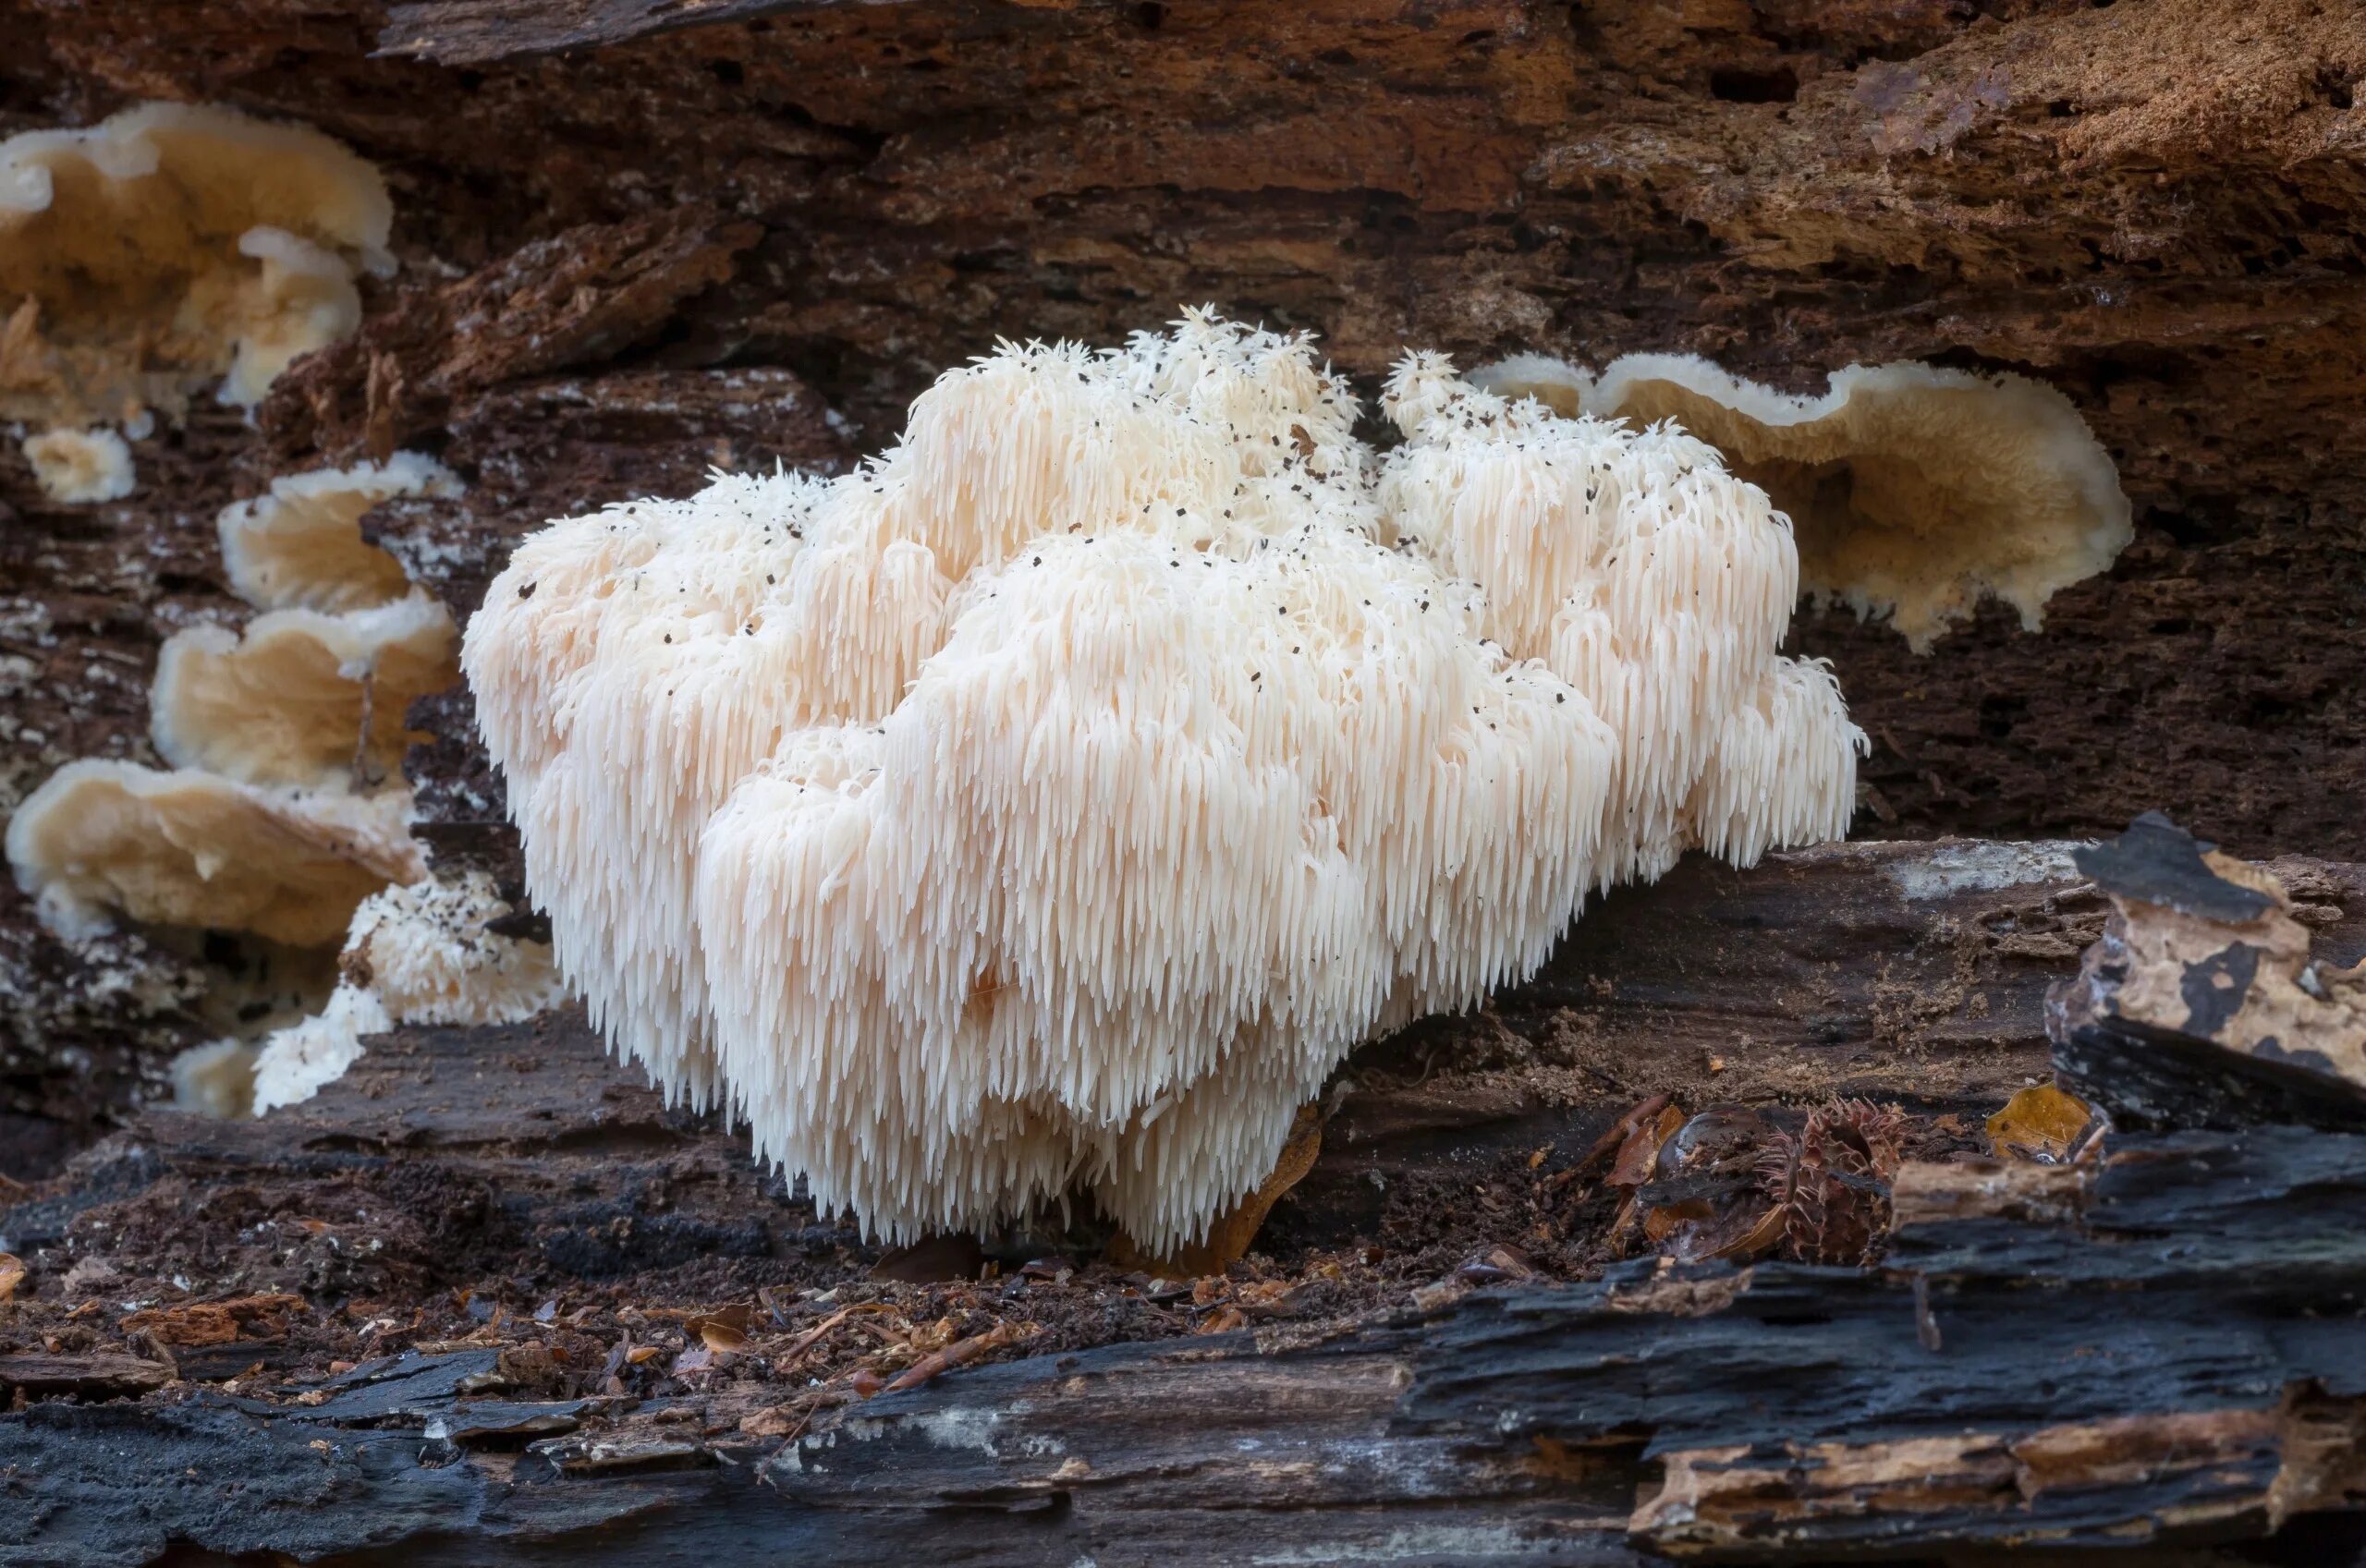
(465, 310, 1862, 1254)
(250, 871, 562, 1114)
(1379, 353, 1861, 888)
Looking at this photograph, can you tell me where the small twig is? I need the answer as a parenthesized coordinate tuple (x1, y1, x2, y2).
(880, 1322, 1029, 1394)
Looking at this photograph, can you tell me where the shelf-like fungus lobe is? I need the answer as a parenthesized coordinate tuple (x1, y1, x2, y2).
(217, 454, 463, 613)
(0, 102, 391, 425)
(1473, 353, 2131, 651)
(151, 595, 460, 790)
(6, 760, 422, 947)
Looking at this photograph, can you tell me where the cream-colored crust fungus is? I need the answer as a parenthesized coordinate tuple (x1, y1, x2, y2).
(0, 102, 390, 427)
(6, 760, 422, 947)
(151, 596, 460, 789)
(6, 452, 456, 966)
(466, 311, 1863, 1254)
(1472, 354, 2132, 652)
(218, 455, 463, 613)
(20, 426, 134, 503)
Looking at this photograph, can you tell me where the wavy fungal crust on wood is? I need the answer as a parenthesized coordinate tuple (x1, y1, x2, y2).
(150, 595, 459, 790)
(217, 454, 464, 613)
(19, 425, 133, 503)
(1473, 353, 2132, 652)
(0, 102, 391, 427)
(4, 759, 422, 947)
(464, 310, 1862, 1254)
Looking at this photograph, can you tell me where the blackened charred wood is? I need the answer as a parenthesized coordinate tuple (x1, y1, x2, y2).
(2051, 815, 2366, 1133)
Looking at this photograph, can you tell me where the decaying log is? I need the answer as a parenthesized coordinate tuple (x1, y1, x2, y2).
(2053, 812, 2366, 1132)
(5, 829, 2364, 1564)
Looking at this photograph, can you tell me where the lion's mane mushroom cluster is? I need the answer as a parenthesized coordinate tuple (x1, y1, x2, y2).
(466, 310, 1864, 1253)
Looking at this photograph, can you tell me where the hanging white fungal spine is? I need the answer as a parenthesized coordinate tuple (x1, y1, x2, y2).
(464, 310, 1864, 1254)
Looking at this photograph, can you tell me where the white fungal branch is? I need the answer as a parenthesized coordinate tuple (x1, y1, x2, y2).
(250, 871, 562, 1114)
(467, 310, 1864, 1253)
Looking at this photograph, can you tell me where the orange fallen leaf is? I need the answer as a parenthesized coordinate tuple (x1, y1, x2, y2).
(1985, 1084, 2096, 1164)
(1607, 1103, 1689, 1189)
(0, 1254, 23, 1302)
(1193, 1305, 1248, 1336)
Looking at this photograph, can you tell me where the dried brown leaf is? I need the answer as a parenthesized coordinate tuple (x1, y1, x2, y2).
(1608, 1104, 1689, 1188)
(1579, 1093, 1675, 1179)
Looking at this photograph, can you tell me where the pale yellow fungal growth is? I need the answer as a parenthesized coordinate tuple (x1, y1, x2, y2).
(170, 1039, 258, 1119)
(5, 759, 422, 946)
(150, 595, 459, 789)
(217, 454, 462, 613)
(465, 311, 1860, 1253)
(1468, 352, 1593, 416)
(249, 870, 560, 1112)
(20, 425, 133, 503)
(1478, 352, 2132, 651)
(0, 102, 391, 425)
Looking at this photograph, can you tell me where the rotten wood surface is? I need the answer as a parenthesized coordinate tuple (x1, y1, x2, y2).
(5, 833, 2365, 1563)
